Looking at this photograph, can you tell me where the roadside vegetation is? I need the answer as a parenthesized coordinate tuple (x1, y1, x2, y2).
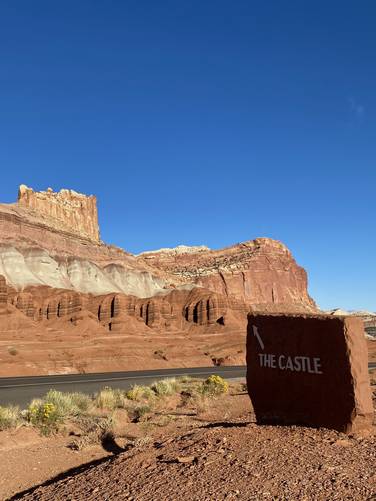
(0, 375, 235, 442)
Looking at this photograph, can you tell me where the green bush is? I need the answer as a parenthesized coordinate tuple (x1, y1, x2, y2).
(200, 375, 229, 397)
(0, 405, 21, 430)
(151, 378, 181, 397)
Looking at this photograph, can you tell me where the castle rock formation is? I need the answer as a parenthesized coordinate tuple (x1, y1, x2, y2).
(18, 185, 100, 242)
(0, 185, 320, 375)
(0, 185, 316, 310)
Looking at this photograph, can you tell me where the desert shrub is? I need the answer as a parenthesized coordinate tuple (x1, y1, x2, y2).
(0, 405, 21, 430)
(193, 393, 210, 413)
(179, 388, 209, 413)
(130, 404, 151, 422)
(69, 415, 116, 450)
(44, 390, 92, 418)
(95, 387, 126, 410)
(126, 385, 155, 402)
(69, 392, 93, 413)
(27, 399, 61, 434)
(200, 375, 229, 397)
(151, 378, 181, 397)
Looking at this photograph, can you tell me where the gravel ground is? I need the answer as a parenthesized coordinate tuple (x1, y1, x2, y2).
(13, 418, 376, 501)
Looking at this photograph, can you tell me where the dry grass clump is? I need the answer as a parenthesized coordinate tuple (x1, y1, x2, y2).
(179, 388, 210, 413)
(126, 385, 155, 402)
(95, 387, 127, 410)
(178, 375, 229, 414)
(0, 374, 233, 436)
(133, 404, 152, 422)
(69, 415, 116, 450)
(151, 377, 181, 397)
(0, 405, 21, 430)
(126, 403, 152, 423)
(44, 390, 93, 418)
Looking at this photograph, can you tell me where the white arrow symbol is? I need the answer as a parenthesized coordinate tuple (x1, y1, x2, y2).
(252, 325, 264, 350)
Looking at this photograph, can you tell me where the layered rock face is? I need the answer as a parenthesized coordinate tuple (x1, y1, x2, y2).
(1, 275, 249, 375)
(0, 275, 7, 314)
(0, 185, 320, 375)
(0, 186, 315, 310)
(6, 282, 247, 333)
(0, 186, 168, 297)
(18, 184, 100, 242)
(138, 239, 315, 310)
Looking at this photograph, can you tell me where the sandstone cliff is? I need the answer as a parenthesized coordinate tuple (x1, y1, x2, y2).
(0, 273, 249, 375)
(18, 185, 100, 242)
(0, 275, 7, 315)
(0, 184, 320, 376)
(138, 239, 315, 310)
(0, 186, 168, 297)
(0, 185, 315, 310)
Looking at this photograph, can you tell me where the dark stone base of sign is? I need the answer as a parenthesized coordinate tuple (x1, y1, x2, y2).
(246, 314, 373, 433)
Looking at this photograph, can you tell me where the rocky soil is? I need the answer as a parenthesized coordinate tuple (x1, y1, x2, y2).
(6, 382, 376, 501)
(12, 420, 376, 501)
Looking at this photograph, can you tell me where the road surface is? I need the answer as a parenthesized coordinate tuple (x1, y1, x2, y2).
(1, 363, 375, 408)
(0, 366, 246, 407)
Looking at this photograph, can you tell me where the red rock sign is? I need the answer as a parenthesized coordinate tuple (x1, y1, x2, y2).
(246, 314, 373, 433)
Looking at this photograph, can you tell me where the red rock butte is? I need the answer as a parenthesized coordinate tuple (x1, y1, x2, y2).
(17, 184, 100, 242)
(0, 185, 318, 376)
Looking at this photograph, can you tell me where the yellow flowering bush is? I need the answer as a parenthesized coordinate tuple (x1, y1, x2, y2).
(201, 375, 229, 397)
(27, 399, 60, 434)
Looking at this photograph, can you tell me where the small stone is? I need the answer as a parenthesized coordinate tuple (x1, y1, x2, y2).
(176, 456, 196, 463)
(332, 439, 352, 447)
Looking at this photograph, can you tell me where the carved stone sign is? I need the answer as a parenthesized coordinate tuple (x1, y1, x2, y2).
(247, 314, 373, 432)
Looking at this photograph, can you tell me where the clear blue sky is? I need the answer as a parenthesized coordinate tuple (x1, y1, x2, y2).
(0, 1, 375, 311)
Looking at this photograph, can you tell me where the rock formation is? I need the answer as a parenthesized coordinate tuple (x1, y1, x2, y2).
(0, 185, 168, 296)
(0, 185, 320, 376)
(138, 239, 315, 310)
(18, 185, 100, 242)
(0, 187, 315, 310)
(0, 275, 7, 314)
(1, 283, 249, 375)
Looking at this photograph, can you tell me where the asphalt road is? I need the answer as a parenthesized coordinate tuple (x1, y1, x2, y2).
(0, 366, 246, 408)
(1, 363, 375, 408)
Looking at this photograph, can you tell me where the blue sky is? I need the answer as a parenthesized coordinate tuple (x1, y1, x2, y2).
(0, 1, 375, 311)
